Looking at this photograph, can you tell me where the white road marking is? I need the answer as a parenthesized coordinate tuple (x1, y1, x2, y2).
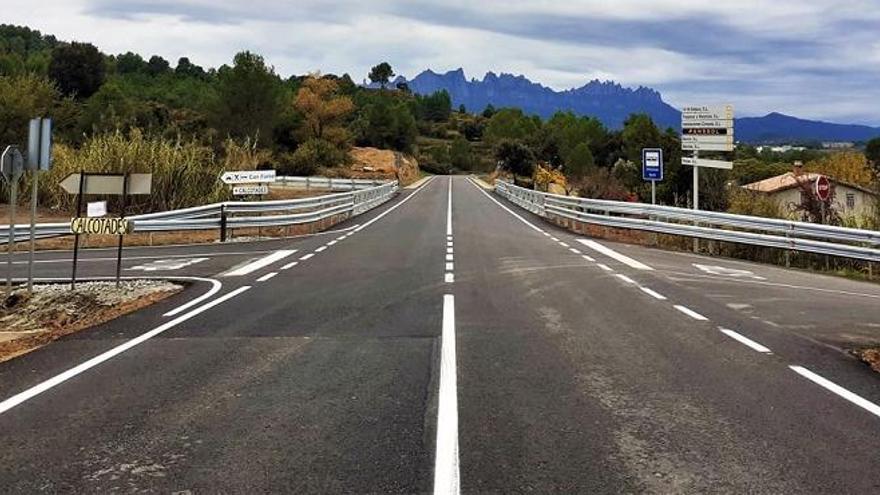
(327, 240, 337, 246)
(445, 273, 454, 283)
(581, 255, 596, 262)
(163, 277, 223, 317)
(314, 246, 327, 253)
(615, 274, 637, 284)
(0, 286, 252, 415)
(543, 232, 551, 237)
(446, 254, 454, 262)
(674, 305, 709, 321)
(719, 328, 772, 353)
(569, 248, 581, 254)
(336, 236, 347, 241)
(447, 177, 453, 237)
(468, 179, 545, 234)
(222, 250, 296, 277)
(434, 294, 460, 494)
(551, 237, 559, 242)
(446, 262, 454, 271)
(447, 235, 453, 241)
(257, 272, 278, 282)
(639, 287, 667, 300)
(281, 261, 299, 270)
(128, 257, 208, 272)
(559, 242, 570, 248)
(300, 253, 315, 261)
(447, 247, 454, 254)
(790, 366, 880, 419)
(353, 176, 433, 233)
(693, 263, 766, 280)
(597, 263, 613, 272)
(577, 239, 653, 271)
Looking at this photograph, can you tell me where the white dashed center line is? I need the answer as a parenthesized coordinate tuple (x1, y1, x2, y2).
(719, 328, 772, 354)
(314, 246, 327, 253)
(299, 253, 315, 261)
(281, 261, 299, 270)
(790, 366, 880, 419)
(674, 305, 709, 321)
(615, 274, 637, 284)
(639, 287, 667, 300)
(256, 272, 278, 282)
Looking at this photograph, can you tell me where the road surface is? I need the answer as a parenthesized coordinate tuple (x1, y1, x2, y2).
(2, 176, 880, 493)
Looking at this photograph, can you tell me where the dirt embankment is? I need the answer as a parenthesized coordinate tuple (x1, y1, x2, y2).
(348, 147, 420, 186)
(0, 281, 181, 362)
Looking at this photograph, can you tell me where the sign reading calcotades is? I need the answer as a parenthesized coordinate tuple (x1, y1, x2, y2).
(70, 217, 132, 235)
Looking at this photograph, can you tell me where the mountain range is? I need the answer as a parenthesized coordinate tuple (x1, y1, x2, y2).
(393, 69, 880, 144)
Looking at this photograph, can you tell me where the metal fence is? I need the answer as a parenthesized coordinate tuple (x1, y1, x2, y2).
(0, 180, 398, 244)
(275, 176, 389, 191)
(495, 180, 880, 262)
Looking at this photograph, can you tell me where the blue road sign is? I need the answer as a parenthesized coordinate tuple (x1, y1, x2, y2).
(642, 148, 663, 181)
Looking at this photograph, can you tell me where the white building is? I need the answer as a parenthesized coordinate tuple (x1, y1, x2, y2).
(742, 171, 878, 220)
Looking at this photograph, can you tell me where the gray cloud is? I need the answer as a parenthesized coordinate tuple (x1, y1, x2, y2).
(10, 0, 880, 124)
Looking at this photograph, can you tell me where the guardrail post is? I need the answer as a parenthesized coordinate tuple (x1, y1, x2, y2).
(219, 204, 228, 243)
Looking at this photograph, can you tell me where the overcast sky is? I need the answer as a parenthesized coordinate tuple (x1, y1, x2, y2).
(6, 0, 880, 125)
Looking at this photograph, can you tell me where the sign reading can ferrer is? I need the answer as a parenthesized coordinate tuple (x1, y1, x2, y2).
(70, 217, 132, 235)
(221, 170, 276, 184)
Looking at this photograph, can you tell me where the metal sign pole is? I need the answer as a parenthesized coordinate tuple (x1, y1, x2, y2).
(71, 172, 85, 290)
(26, 170, 38, 292)
(651, 180, 656, 205)
(692, 150, 700, 253)
(115, 173, 129, 287)
(6, 178, 17, 294)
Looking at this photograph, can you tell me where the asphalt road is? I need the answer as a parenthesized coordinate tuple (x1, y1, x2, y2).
(2, 176, 880, 493)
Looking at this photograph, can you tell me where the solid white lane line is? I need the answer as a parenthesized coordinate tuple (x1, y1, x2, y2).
(353, 176, 434, 233)
(446, 254, 454, 262)
(446, 262, 454, 271)
(163, 278, 223, 317)
(257, 272, 278, 282)
(434, 294, 460, 494)
(576, 239, 653, 271)
(300, 253, 315, 261)
(569, 248, 581, 254)
(790, 366, 880, 419)
(445, 273, 454, 283)
(0, 286, 252, 415)
(222, 249, 296, 277)
(447, 177, 453, 237)
(597, 263, 613, 272)
(281, 261, 299, 270)
(674, 305, 709, 321)
(615, 274, 637, 284)
(581, 255, 596, 262)
(314, 246, 327, 253)
(468, 179, 545, 234)
(639, 287, 667, 300)
(719, 328, 772, 354)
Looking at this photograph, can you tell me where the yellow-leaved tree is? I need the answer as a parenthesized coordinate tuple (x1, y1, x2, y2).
(293, 75, 354, 147)
(806, 152, 876, 189)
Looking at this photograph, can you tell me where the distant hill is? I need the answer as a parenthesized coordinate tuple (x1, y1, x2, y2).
(392, 69, 880, 144)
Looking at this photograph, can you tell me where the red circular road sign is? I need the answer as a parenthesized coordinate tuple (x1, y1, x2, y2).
(814, 175, 831, 201)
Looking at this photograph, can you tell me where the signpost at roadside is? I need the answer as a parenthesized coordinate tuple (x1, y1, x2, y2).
(2, 145, 25, 294)
(25, 118, 52, 292)
(232, 184, 269, 196)
(641, 148, 663, 204)
(815, 175, 832, 224)
(682, 104, 735, 252)
(221, 170, 276, 185)
(61, 172, 152, 288)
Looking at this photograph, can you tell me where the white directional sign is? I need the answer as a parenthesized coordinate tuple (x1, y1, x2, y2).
(59, 173, 153, 195)
(221, 170, 276, 184)
(682, 104, 734, 123)
(681, 157, 733, 169)
(232, 184, 269, 196)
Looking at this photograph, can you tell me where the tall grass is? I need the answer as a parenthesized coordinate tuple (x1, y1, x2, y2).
(39, 130, 268, 214)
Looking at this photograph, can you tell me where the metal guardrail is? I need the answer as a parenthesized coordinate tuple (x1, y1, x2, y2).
(0, 180, 398, 244)
(495, 180, 880, 262)
(275, 176, 388, 191)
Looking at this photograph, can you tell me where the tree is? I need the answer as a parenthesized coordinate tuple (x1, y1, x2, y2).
(294, 75, 355, 147)
(48, 42, 105, 98)
(620, 113, 662, 164)
(458, 104, 467, 114)
(864, 137, 880, 178)
(354, 96, 417, 152)
(416, 90, 452, 122)
(116, 52, 147, 74)
(449, 137, 474, 170)
(484, 108, 538, 145)
(0, 73, 59, 146)
(565, 142, 595, 178)
(368, 62, 394, 89)
(495, 139, 535, 184)
(806, 151, 875, 188)
(175, 57, 206, 79)
(482, 104, 496, 118)
(211, 51, 283, 143)
(146, 55, 171, 76)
